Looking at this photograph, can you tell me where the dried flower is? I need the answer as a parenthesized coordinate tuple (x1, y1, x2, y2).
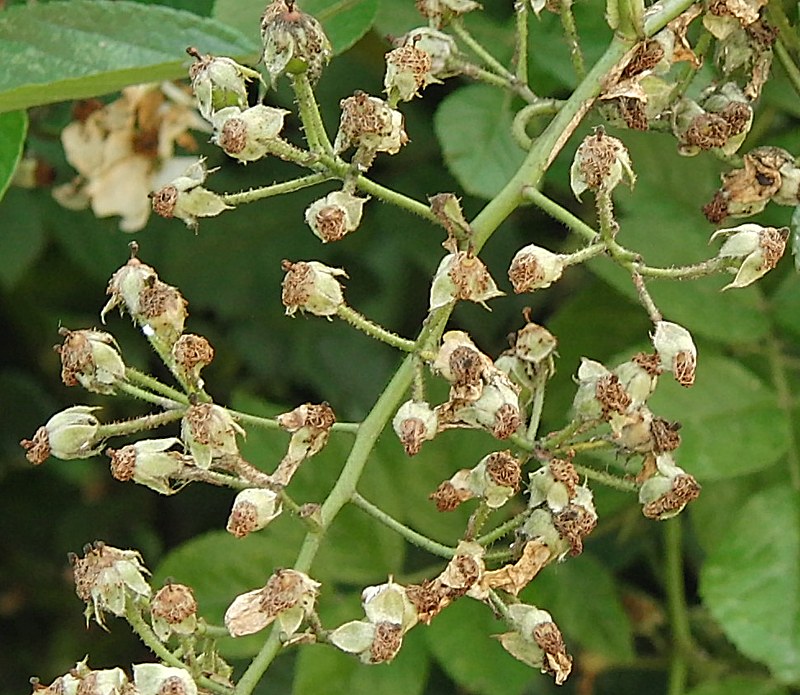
(187, 48, 263, 122)
(150, 158, 231, 228)
(211, 105, 290, 162)
(639, 453, 701, 519)
(53, 83, 208, 232)
(260, 0, 332, 85)
(333, 92, 408, 167)
(132, 664, 196, 695)
(181, 403, 245, 469)
(397, 28, 461, 79)
(415, 0, 481, 27)
(429, 251, 504, 310)
(227, 488, 283, 538)
(393, 400, 439, 456)
(431, 450, 521, 510)
(570, 128, 635, 199)
(281, 260, 347, 317)
(508, 244, 566, 293)
(107, 438, 186, 495)
(151, 582, 198, 640)
(56, 328, 126, 395)
(304, 190, 369, 243)
(224, 569, 320, 638)
(384, 44, 438, 103)
(21, 405, 103, 465)
(70, 542, 151, 627)
(172, 333, 215, 389)
(651, 321, 696, 387)
(710, 223, 788, 289)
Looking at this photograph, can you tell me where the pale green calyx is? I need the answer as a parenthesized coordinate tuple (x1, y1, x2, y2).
(188, 48, 263, 122)
(710, 223, 789, 290)
(392, 400, 439, 456)
(151, 158, 232, 228)
(570, 128, 635, 199)
(384, 44, 439, 103)
(151, 582, 198, 640)
(107, 438, 185, 495)
(281, 260, 347, 317)
(304, 190, 369, 243)
(639, 453, 701, 519)
(133, 664, 196, 695)
(508, 244, 566, 293)
(46, 405, 103, 461)
(651, 321, 696, 387)
(181, 403, 244, 469)
(429, 251, 504, 311)
(399, 28, 461, 78)
(57, 328, 126, 395)
(226, 488, 283, 538)
(212, 105, 289, 162)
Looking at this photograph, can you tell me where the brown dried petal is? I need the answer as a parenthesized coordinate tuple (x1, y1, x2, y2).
(548, 458, 580, 497)
(650, 417, 682, 453)
(480, 540, 550, 596)
(484, 450, 521, 490)
(449, 345, 486, 386)
(642, 473, 701, 519)
(108, 445, 136, 481)
(151, 185, 178, 218)
(151, 583, 197, 624)
(227, 501, 259, 538)
(492, 403, 521, 440)
(621, 40, 665, 79)
(398, 417, 427, 456)
(596, 373, 632, 418)
(259, 569, 304, 618)
(552, 504, 597, 556)
(429, 480, 471, 511)
(633, 351, 663, 376)
(369, 621, 404, 663)
(673, 350, 696, 387)
(219, 118, 247, 154)
(21, 426, 50, 465)
(533, 621, 573, 685)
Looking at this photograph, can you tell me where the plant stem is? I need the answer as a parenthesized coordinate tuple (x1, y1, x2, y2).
(559, 0, 586, 79)
(97, 409, 185, 438)
(221, 173, 333, 206)
(511, 100, 564, 150)
(126, 367, 190, 404)
(350, 492, 455, 558)
(775, 39, 800, 99)
(451, 20, 516, 83)
(522, 185, 598, 241)
(290, 72, 334, 155)
(115, 380, 185, 411)
(227, 408, 360, 435)
(337, 305, 417, 352)
(476, 509, 529, 546)
(353, 173, 441, 225)
(514, 0, 529, 87)
(665, 516, 693, 695)
(574, 462, 637, 492)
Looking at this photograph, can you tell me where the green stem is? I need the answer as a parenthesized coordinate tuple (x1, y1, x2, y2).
(221, 173, 333, 206)
(226, 408, 360, 435)
(115, 380, 185, 410)
(562, 241, 607, 267)
(526, 367, 550, 440)
(126, 367, 190, 404)
(143, 332, 208, 401)
(353, 173, 441, 226)
(514, 0, 529, 86)
(574, 462, 637, 492)
(559, 0, 586, 78)
(632, 269, 663, 323)
(290, 72, 334, 155)
(126, 600, 232, 695)
(350, 492, 455, 558)
(476, 509, 529, 546)
(337, 305, 417, 352)
(775, 39, 800, 99)
(665, 517, 693, 695)
(511, 101, 564, 150)
(97, 409, 185, 439)
(522, 186, 598, 241)
(451, 20, 516, 82)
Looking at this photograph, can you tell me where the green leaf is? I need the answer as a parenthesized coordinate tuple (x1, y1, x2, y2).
(649, 354, 790, 480)
(213, 0, 379, 56)
(0, 110, 27, 203)
(435, 84, 526, 199)
(426, 599, 538, 695)
(0, 188, 45, 290)
(527, 553, 634, 661)
(699, 486, 800, 684)
(0, 0, 256, 114)
(685, 676, 789, 695)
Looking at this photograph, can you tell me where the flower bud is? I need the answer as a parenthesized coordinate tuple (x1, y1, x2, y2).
(416, 0, 481, 27)
(673, 83, 752, 157)
(384, 44, 438, 103)
(651, 321, 696, 387)
(613, 353, 660, 407)
(570, 127, 635, 199)
(429, 251, 504, 311)
(638, 453, 700, 519)
(151, 158, 231, 228)
(107, 438, 186, 495)
(281, 260, 347, 317)
(710, 223, 788, 289)
(513, 320, 558, 366)
(273, 402, 336, 484)
(187, 48, 263, 122)
(392, 400, 439, 456)
(333, 92, 408, 165)
(398, 28, 461, 79)
(260, 0, 332, 85)
(571, 358, 631, 421)
(432, 330, 492, 385)
(56, 328, 126, 395)
(151, 582, 198, 640)
(102, 255, 187, 346)
(527, 458, 580, 512)
(508, 244, 565, 293)
(497, 605, 573, 684)
(224, 569, 320, 638)
(447, 370, 522, 439)
(181, 403, 244, 469)
(21, 405, 103, 464)
(132, 665, 196, 695)
(172, 333, 214, 389)
(212, 105, 290, 162)
(70, 541, 151, 627)
(304, 190, 369, 243)
(66, 660, 128, 695)
(227, 488, 283, 538)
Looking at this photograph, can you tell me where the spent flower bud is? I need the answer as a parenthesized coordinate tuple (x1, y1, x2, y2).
(393, 400, 439, 456)
(260, 0, 332, 85)
(187, 48, 263, 122)
(172, 333, 215, 389)
(398, 28, 461, 79)
(151, 158, 231, 228)
(227, 488, 283, 538)
(107, 438, 186, 495)
(508, 244, 566, 293)
(212, 105, 289, 162)
(429, 251, 504, 311)
(21, 405, 103, 464)
(181, 403, 245, 469)
(333, 92, 408, 166)
(570, 128, 635, 199)
(652, 321, 697, 387)
(384, 44, 438, 103)
(56, 328, 126, 395)
(224, 569, 320, 638)
(132, 665, 196, 695)
(639, 453, 701, 519)
(70, 542, 151, 627)
(710, 223, 788, 289)
(151, 582, 198, 640)
(281, 260, 347, 317)
(304, 190, 369, 243)
(415, 0, 481, 27)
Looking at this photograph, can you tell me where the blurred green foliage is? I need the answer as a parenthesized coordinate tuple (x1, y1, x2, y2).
(1, 1, 800, 695)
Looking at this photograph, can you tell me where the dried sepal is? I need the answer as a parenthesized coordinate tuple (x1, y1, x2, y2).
(272, 403, 336, 484)
(480, 539, 550, 596)
(151, 158, 231, 228)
